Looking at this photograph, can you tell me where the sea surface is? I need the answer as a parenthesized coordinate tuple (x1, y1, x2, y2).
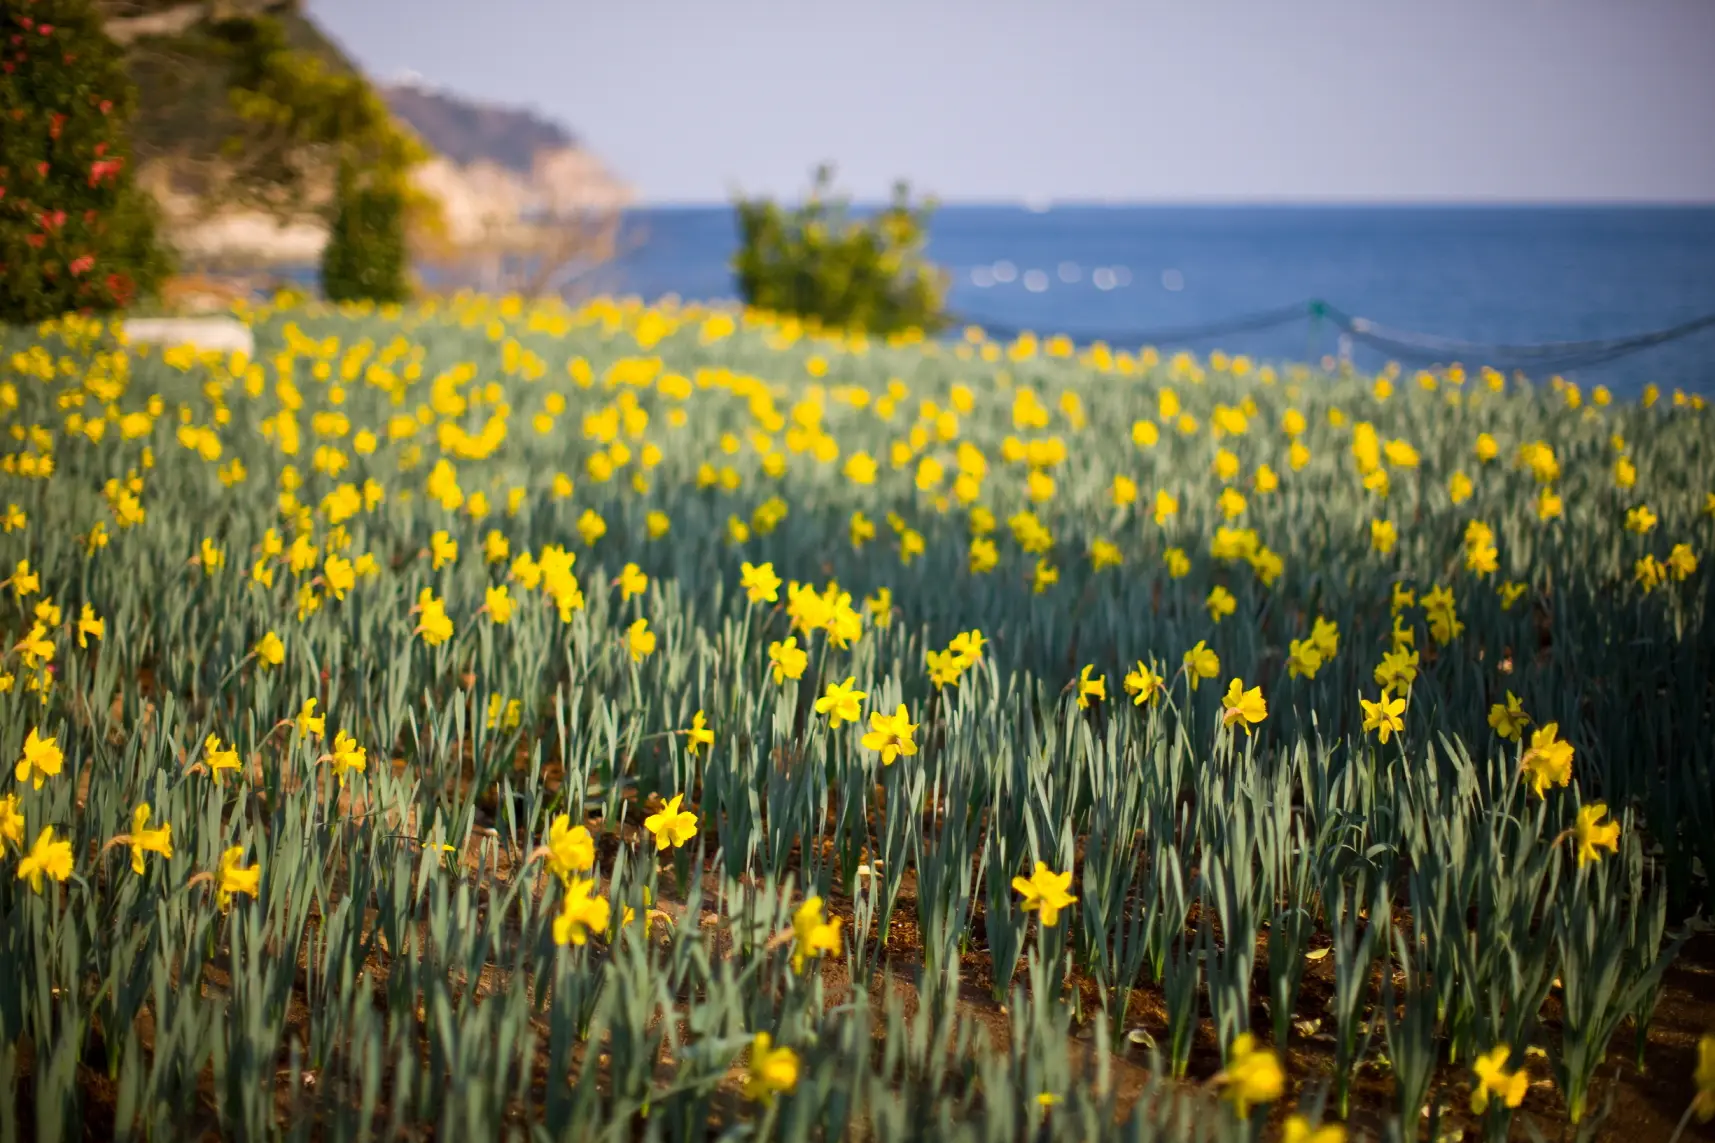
(589, 205, 1715, 395)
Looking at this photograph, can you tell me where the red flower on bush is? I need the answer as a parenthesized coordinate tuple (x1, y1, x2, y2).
(88, 157, 122, 187)
(69, 255, 93, 276)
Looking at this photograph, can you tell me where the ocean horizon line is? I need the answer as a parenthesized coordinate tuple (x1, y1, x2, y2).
(622, 196, 1715, 212)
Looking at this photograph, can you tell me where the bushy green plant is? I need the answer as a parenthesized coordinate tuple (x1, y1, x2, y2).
(0, 0, 171, 323)
(320, 159, 409, 304)
(733, 164, 948, 335)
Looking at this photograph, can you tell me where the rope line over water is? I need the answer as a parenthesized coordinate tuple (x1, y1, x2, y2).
(954, 299, 1715, 372)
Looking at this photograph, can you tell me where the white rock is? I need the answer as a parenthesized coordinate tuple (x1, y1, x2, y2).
(121, 318, 254, 357)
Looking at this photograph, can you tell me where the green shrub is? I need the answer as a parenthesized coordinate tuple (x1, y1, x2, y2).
(0, 0, 171, 323)
(320, 160, 410, 304)
(733, 164, 948, 336)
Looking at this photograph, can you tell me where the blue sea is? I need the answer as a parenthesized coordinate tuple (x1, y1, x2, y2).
(589, 205, 1715, 395)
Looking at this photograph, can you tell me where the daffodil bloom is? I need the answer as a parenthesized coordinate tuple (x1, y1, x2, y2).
(617, 562, 648, 601)
(544, 815, 595, 882)
(74, 602, 105, 649)
(429, 530, 458, 569)
(1012, 861, 1077, 926)
(684, 710, 714, 755)
(1488, 692, 1530, 742)
(743, 1032, 800, 1104)
(926, 648, 964, 690)
(14, 727, 63, 789)
(948, 629, 986, 665)
(899, 527, 926, 565)
(1373, 647, 1419, 693)
(739, 561, 781, 604)
(1521, 722, 1574, 797)
(1635, 555, 1664, 593)
(642, 793, 698, 851)
(790, 896, 842, 972)
(1470, 1045, 1528, 1113)
(553, 877, 611, 946)
(1287, 638, 1323, 680)
(416, 588, 453, 645)
(484, 583, 514, 624)
(1222, 679, 1267, 733)
(1124, 660, 1165, 705)
(1206, 585, 1237, 622)
(326, 730, 366, 787)
(1283, 1115, 1346, 1143)
(861, 703, 918, 766)
(1667, 543, 1698, 581)
(1361, 692, 1407, 743)
(1572, 803, 1620, 867)
(323, 553, 356, 600)
(216, 845, 261, 911)
(0, 792, 23, 851)
(1423, 586, 1463, 644)
(511, 551, 543, 590)
(850, 511, 876, 549)
(1498, 580, 1528, 610)
(1371, 519, 1398, 554)
(204, 735, 242, 783)
(1465, 540, 1499, 576)
(768, 637, 808, 684)
(295, 697, 325, 740)
(17, 622, 52, 667)
(1076, 664, 1106, 709)
(815, 677, 867, 728)
(1218, 1033, 1285, 1119)
(127, 803, 173, 875)
(255, 630, 285, 666)
(16, 826, 73, 893)
(1311, 616, 1340, 662)
(1183, 641, 1220, 690)
(625, 618, 656, 663)
(1693, 1033, 1715, 1122)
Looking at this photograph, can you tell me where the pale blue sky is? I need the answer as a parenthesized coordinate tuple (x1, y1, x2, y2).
(306, 0, 1715, 204)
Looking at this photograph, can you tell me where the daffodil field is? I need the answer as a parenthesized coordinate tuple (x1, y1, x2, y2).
(2, 296, 1713, 1141)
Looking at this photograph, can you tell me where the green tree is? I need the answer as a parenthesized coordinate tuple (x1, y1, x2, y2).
(733, 164, 948, 336)
(319, 157, 408, 303)
(0, 0, 171, 322)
